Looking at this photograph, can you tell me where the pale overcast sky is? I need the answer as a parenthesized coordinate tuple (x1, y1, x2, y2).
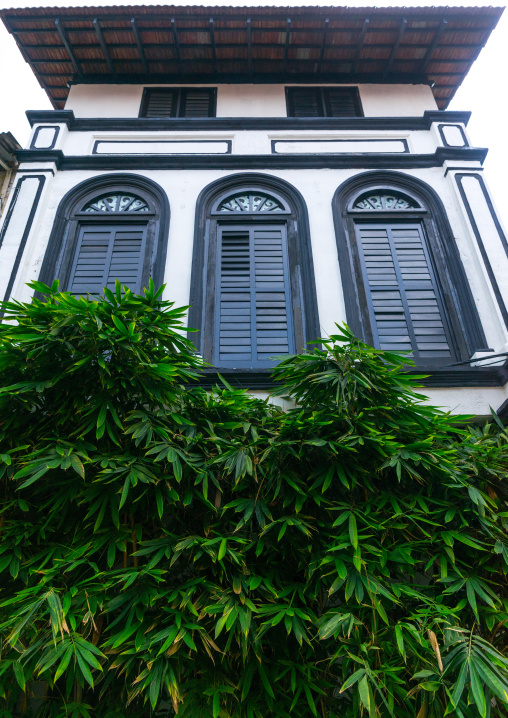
(1, 0, 507, 226)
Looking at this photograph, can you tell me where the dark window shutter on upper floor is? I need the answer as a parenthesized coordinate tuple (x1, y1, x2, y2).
(141, 88, 216, 117)
(142, 90, 177, 118)
(286, 87, 362, 117)
(68, 225, 147, 296)
(180, 89, 216, 117)
(324, 88, 363, 117)
(356, 222, 454, 362)
(286, 87, 323, 117)
(215, 225, 294, 367)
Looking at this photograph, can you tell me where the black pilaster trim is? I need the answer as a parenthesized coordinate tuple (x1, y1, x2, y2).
(454, 172, 508, 330)
(15, 147, 487, 171)
(1, 175, 46, 302)
(25, 109, 472, 131)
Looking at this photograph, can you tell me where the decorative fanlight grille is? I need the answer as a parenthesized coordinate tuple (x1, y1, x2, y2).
(83, 194, 150, 213)
(217, 192, 285, 213)
(353, 192, 419, 211)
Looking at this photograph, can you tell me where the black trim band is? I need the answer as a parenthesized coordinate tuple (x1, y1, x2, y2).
(16, 147, 487, 171)
(30, 125, 60, 150)
(454, 173, 508, 330)
(25, 109, 472, 131)
(191, 364, 508, 390)
(0, 175, 46, 302)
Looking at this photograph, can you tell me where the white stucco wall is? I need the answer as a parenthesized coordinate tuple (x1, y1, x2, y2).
(64, 83, 438, 118)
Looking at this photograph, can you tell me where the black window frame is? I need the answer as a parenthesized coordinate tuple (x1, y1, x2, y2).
(139, 87, 217, 118)
(188, 174, 320, 376)
(285, 86, 363, 118)
(37, 174, 170, 295)
(332, 171, 488, 368)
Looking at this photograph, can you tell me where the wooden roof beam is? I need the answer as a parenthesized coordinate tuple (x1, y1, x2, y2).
(317, 18, 329, 74)
(55, 18, 83, 80)
(171, 18, 183, 78)
(351, 18, 370, 74)
(247, 18, 252, 79)
(93, 18, 115, 77)
(421, 18, 447, 73)
(383, 17, 407, 77)
(283, 17, 291, 77)
(209, 18, 217, 75)
(130, 18, 148, 74)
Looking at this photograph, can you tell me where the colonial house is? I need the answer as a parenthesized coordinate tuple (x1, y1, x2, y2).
(0, 4, 507, 416)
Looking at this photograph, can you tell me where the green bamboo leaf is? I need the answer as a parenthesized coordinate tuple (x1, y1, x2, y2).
(358, 675, 371, 711)
(451, 661, 469, 708)
(340, 669, 366, 693)
(13, 661, 25, 691)
(218, 538, 227, 561)
(470, 660, 487, 717)
(258, 663, 275, 699)
(54, 646, 73, 682)
(349, 513, 358, 549)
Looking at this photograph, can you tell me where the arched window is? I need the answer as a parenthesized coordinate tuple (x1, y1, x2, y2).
(38, 174, 169, 295)
(333, 172, 487, 366)
(189, 174, 320, 371)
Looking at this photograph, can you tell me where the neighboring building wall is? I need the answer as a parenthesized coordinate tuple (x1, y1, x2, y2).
(0, 132, 20, 216)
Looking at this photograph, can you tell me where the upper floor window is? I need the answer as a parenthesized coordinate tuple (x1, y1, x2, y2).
(286, 87, 363, 118)
(38, 174, 170, 297)
(139, 88, 216, 118)
(333, 173, 488, 367)
(188, 175, 320, 372)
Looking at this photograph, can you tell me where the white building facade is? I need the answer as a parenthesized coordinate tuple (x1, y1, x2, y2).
(1, 4, 507, 415)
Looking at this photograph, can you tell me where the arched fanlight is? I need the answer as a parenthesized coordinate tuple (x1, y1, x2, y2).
(352, 191, 420, 211)
(82, 193, 150, 213)
(216, 191, 286, 213)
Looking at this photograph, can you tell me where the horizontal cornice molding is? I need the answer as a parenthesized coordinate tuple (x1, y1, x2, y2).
(26, 109, 471, 131)
(15, 146, 487, 170)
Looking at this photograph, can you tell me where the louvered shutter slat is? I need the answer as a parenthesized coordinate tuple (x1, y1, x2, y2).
(357, 223, 454, 363)
(181, 89, 214, 117)
(69, 225, 146, 297)
(144, 90, 176, 117)
(324, 88, 361, 117)
(287, 88, 322, 117)
(216, 226, 294, 367)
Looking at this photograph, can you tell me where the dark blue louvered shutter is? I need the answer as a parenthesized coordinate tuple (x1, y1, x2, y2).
(68, 224, 147, 296)
(215, 224, 294, 367)
(356, 222, 455, 363)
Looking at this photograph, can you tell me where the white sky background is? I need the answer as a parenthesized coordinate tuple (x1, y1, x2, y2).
(0, 0, 507, 227)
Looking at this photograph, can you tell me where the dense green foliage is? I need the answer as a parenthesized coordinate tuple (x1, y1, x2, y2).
(1, 281, 508, 718)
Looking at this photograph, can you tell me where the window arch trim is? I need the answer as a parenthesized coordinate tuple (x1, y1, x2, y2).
(332, 171, 487, 363)
(38, 173, 170, 293)
(189, 173, 320, 369)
